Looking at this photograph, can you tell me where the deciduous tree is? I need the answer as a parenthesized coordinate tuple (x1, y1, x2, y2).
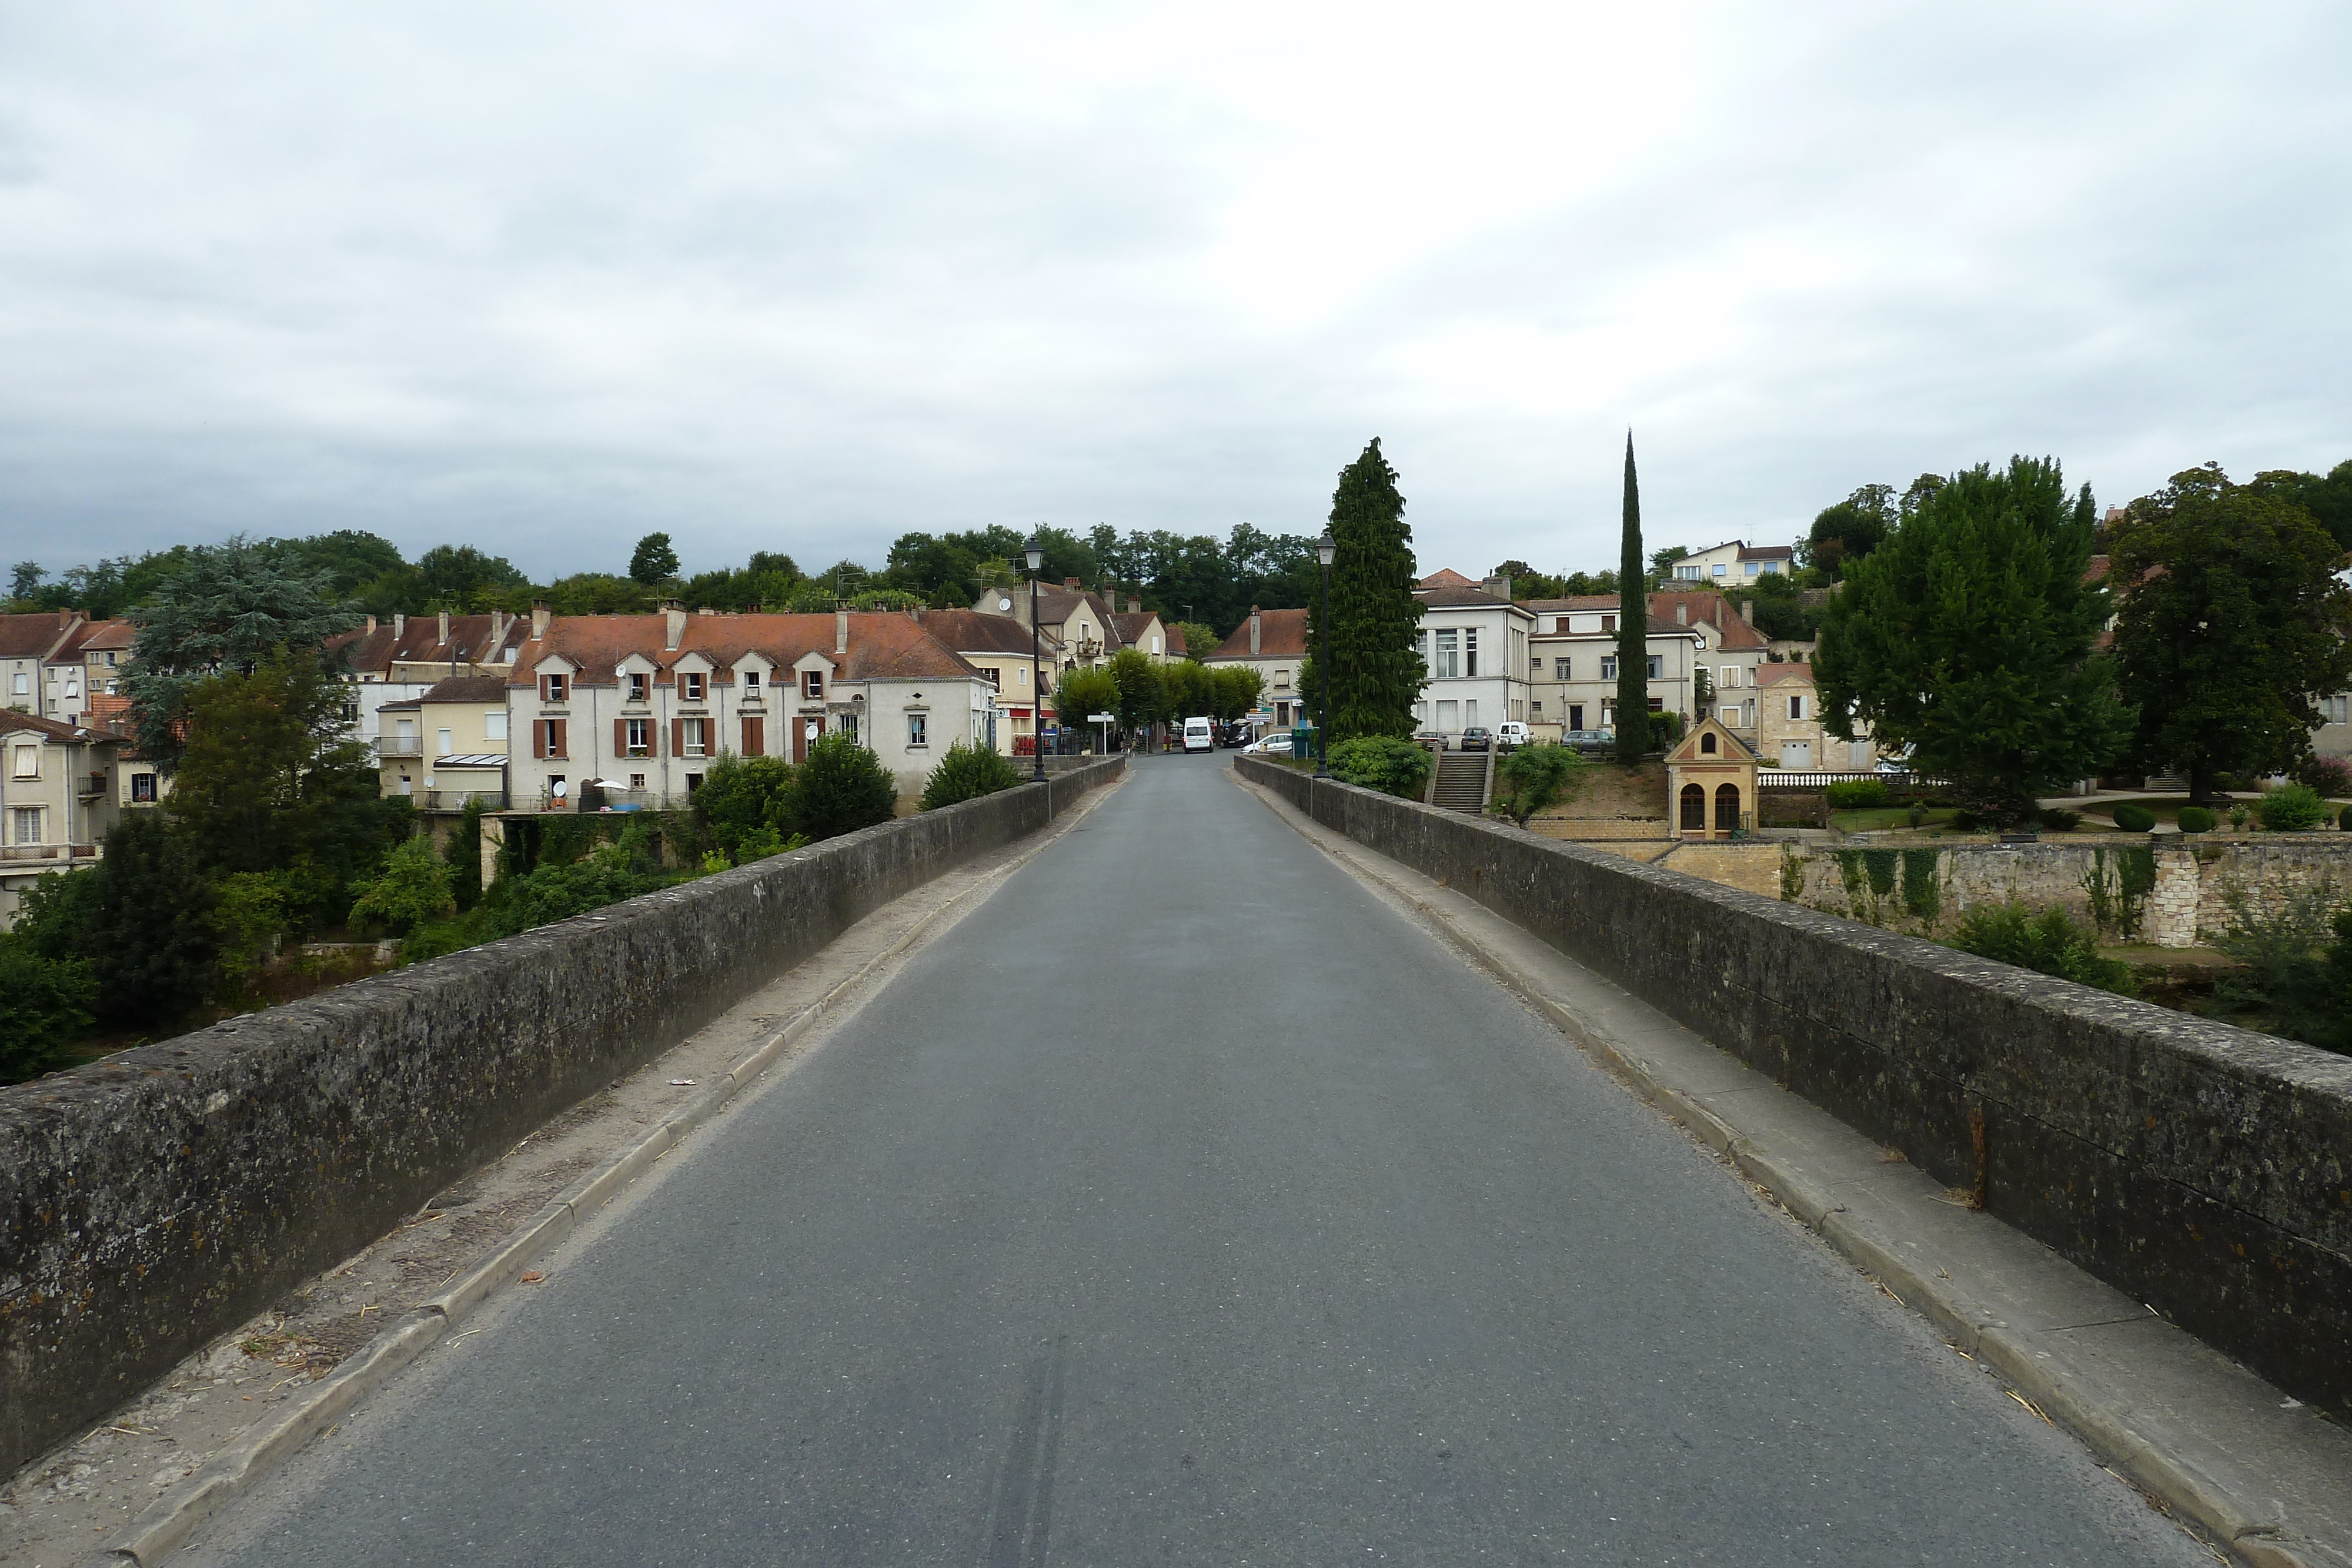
(1815, 457, 2132, 824)
(629, 532, 681, 584)
(2110, 465, 2352, 804)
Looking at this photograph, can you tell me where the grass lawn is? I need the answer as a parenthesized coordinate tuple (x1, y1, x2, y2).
(1829, 806, 1960, 833)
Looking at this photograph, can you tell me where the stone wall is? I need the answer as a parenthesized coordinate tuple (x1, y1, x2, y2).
(1782, 836, 2352, 947)
(0, 758, 1123, 1475)
(1237, 757, 2352, 1418)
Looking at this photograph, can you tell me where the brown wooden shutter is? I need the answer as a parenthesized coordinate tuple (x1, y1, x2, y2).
(532, 719, 546, 758)
(614, 718, 626, 756)
(671, 718, 684, 757)
(741, 716, 763, 756)
(549, 719, 567, 759)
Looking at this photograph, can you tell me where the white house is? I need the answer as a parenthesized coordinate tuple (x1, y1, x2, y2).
(1412, 581, 1535, 739)
(506, 606, 997, 808)
(1671, 540, 1795, 585)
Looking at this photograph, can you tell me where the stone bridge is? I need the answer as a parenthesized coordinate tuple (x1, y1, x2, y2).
(5, 753, 2351, 1566)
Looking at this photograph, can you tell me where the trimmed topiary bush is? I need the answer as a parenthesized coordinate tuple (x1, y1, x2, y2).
(2110, 803, 2157, 833)
(2256, 783, 2326, 831)
(920, 740, 1023, 810)
(1825, 779, 1890, 810)
(2036, 807, 2081, 833)
(2177, 805, 2216, 834)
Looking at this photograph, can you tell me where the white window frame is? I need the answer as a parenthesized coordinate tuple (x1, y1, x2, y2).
(626, 717, 650, 757)
(907, 711, 928, 748)
(485, 711, 509, 741)
(684, 717, 708, 757)
(11, 805, 43, 844)
(1600, 656, 1618, 681)
(683, 671, 706, 702)
(11, 744, 37, 779)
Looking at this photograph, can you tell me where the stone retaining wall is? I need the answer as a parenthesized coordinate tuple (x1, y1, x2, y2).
(1786, 837, 2352, 946)
(0, 759, 1124, 1475)
(1237, 757, 2352, 1417)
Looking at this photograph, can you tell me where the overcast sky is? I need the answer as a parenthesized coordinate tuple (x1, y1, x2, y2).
(2, 1, 2347, 585)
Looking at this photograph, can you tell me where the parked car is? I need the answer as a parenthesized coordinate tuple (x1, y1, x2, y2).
(1416, 730, 1448, 751)
(1242, 734, 1294, 757)
(1183, 716, 1214, 753)
(1494, 721, 1531, 751)
(1459, 727, 1493, 752)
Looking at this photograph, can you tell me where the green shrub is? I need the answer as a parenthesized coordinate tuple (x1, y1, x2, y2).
(208, 870, 292, 1003)
(920, 740, 1023, 810)
(2229, 803, 2250, 830)
(0, 938, 98, 1084)
(2110, 803, 2156, 833)
(85, 812, 217, 1030)
(693, 753, 799, 861)
(2037, 807, 2082, 833)
(1947, 902, 2137, 996)
(2177, 806, 2216, 834)
(2297, 754, 2352, 797)
(1488, 744, 1593, 828)
(2341, 805, 2352, 833)
(1825, 779, 1890, 809)
(793, 733, 898, 841)
(349, 836, 457, 935)
(1328, 735, 1435, 800)
(2257, 783, 2326, 831)
(1906, 803, 1927, 828)
(445, 797, 488, 911)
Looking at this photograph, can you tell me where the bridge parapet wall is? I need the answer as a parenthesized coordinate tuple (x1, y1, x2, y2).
(1237, 757, 2352, 1417)
(0, 758, 1124, 1475)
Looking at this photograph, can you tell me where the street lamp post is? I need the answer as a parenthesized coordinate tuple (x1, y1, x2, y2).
(1025, 536, 1048, 782)
(1315, 531, 1336, 778)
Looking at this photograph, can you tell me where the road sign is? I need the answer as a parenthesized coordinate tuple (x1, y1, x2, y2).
(1088, 712, 1116, 723)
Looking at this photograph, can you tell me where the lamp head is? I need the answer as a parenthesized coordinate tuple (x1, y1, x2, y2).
(1024, 536, 1045, 573)
(1316, 533, 1336, 569)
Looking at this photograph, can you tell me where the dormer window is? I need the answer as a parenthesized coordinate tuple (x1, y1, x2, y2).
(628, 672, 649, 703)
(541, 672, 568, 704)
(743, 670, 761, 695)
(683, 671, 706, 702)
(803, 670, 824, 700)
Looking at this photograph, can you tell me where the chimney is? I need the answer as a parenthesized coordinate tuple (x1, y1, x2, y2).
(393, 613, 406, 639)
(1675, 603, 1688, 626)
(530, 601, 550, 641)
(491, 609, 510, 644)
(835, 608, 849, 654)
(1126, 596, 1141, 614)
(366, 614, 377, 633)
(1484, 574, 1510, 600)
(1064, 577, 1081, 591)
(438, 609, 450, 644)
(663, 600, 687, 651)
(1249, 606, 1262, 655)
(697, 606, 717, 616)
(1740, 600, 1755, 625)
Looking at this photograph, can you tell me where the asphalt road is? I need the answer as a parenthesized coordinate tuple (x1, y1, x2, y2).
(188, 755, 2207, 1567)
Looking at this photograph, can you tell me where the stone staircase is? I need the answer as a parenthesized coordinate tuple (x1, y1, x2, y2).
(1431, 752, 1489, 814)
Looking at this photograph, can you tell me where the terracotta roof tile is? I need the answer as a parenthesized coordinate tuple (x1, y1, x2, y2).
(508, 613, 985, 688)
(916, 609, 1060, 658)
(1207, 608, 1310, 660)
(0, 709, 119, 743)
(417, 675, 512, 704)
(1419, 568, 1477, 589)
(0, 611, 81, 660)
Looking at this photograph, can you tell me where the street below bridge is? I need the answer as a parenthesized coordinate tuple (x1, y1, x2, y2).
(185, 754, 2207, 1567)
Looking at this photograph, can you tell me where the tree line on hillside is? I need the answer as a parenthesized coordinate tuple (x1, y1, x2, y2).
(6, 520, 1329, 642)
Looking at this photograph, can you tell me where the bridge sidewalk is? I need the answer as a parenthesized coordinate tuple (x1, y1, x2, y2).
(1232, 768, 2352, 1568)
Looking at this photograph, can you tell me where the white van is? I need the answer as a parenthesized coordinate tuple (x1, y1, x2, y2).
(1495, 721, 1532, 750)
(1183, 716, 1214, 753)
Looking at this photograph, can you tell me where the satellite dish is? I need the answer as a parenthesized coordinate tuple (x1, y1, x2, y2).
(997, 596, 1011, 611)
(552, 780, 568, 798)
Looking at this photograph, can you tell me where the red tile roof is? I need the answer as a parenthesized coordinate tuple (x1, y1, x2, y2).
(1207, 608, 1310, 660)
(329, 613, 528, 675)
(917, 609, 1060, 658)
(1416, 585, 1518, 609)
(0, 610, 81, 660)
(509, 612, 985, 688)
(1755, 662, 1815, 687)
(1419, 568, 1477, 589)
(0, 709, 119, 744)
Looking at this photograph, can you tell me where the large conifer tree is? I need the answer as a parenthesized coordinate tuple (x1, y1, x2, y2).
(1314, 439, 1424, 742)
(1615, 433, 1649, 762)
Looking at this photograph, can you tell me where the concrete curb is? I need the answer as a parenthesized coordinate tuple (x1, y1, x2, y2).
(80, 773, 1123, 1568)
(1234, 768, 2351, 1568)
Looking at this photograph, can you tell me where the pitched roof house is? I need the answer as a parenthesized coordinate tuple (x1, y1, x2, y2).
(506, 607, 996, 808)
(1203, 607, 1312, 726)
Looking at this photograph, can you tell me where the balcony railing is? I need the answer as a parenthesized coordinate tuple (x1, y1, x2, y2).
(376, 736, 424, 757)
(0, 843, 99, 865)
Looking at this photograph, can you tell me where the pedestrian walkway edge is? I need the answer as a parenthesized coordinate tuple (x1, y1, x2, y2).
(77, 773, 1127, 1568)
(1231, 765, 2352, 1568)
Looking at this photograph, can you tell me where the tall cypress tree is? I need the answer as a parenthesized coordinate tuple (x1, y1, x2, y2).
(1315, 439, 1425, 742)
(1615, 432, 1650, 762)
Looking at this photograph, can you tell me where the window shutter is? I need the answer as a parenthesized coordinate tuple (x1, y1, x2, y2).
(550, 719, 567, 758)
(743, 716, 764, 757)
(671, 718, 684, 757)
(614, 718, 626, 755)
